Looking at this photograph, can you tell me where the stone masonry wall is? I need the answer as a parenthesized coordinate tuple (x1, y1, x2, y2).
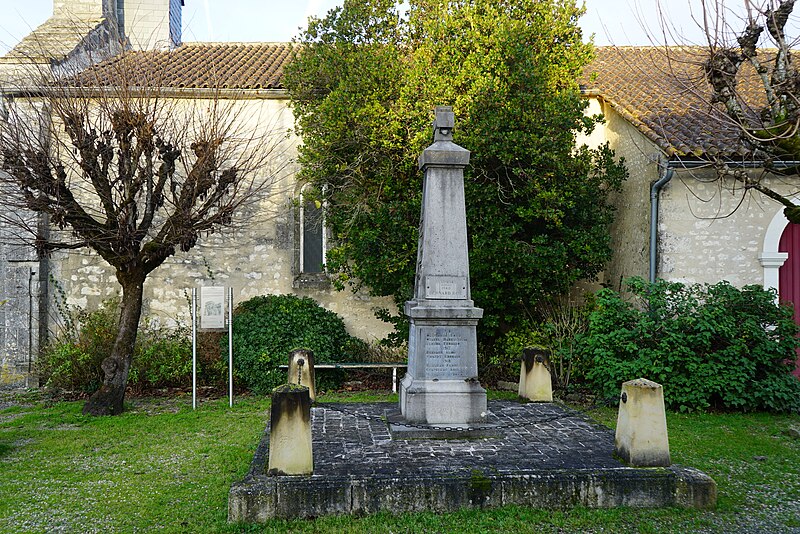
(48, 97, 395, 347)
(123, 0, 174, 50)
(658, 169, 792, 286)
(0, 222, 41, 386)
(577, 99, 660, 291)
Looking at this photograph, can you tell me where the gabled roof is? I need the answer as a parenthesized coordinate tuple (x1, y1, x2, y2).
(1, 18, 106, 64)
(584, 46, 769, 159)
(73, 43, 293, 90)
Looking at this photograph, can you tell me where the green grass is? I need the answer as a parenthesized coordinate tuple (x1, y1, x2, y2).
(1, 389, 799, 533)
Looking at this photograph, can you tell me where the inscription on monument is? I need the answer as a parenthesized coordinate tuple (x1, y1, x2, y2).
(423, 328, 468, 378)
(425, 275, 467, 299)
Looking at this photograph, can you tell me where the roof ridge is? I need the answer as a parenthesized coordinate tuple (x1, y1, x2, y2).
(181, 41, 291, 47)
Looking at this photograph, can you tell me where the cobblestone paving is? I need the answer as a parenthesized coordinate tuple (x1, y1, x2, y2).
(309, 401, 622, 477)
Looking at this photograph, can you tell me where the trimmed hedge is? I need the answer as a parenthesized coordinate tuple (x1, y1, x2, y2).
(229, 294, 366, 394)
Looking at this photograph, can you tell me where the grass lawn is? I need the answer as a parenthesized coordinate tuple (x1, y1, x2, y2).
(1, 388, 799, 533)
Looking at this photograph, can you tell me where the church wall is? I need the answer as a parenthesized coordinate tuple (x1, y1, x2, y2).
(657, 169, 792, 288)
(577, 98, 659, 292)
(48, 96, 396, 345)
(123, 0, 176, 50)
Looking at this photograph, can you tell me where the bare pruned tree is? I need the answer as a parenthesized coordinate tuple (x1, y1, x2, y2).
(0, 50, 293, 415)
(655, 0, 800, 220)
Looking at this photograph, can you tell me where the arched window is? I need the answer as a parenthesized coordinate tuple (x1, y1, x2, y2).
(300, 185, 325, 273)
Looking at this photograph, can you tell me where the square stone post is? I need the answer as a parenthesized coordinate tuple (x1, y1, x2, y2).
(399, 106, 487, 425)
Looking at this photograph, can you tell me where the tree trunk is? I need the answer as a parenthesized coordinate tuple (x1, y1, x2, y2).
(82, 272, 146, 416)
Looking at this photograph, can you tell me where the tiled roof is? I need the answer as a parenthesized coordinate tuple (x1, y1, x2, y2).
(59, 43, 774, 158)
(584, 46, 770, 158)
(73, 43, 293, 90)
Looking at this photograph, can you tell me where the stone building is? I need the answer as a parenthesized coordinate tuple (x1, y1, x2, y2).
(580, 47, 800, 376)
(580, 46, 800, 311)
(0, 1, 394, 385)
(2, 2, 798, 385)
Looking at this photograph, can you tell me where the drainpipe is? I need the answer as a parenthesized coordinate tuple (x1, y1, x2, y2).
(649, 164, 674, 283)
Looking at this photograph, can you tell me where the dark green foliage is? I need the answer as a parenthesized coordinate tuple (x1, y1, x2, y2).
(127, 320, 192, 393)
(39, 298, 193, 394)
(229, 294, 367, 394)
(284, 0, 627, 344)
(578, 278, 800, 412)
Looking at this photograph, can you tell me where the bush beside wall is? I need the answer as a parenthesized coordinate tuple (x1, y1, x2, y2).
(229, 294, 367, 395)
(578, 278, 800, 413)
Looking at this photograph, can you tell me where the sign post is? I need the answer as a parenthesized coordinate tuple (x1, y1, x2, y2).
(191, 286, 234, 409)
(191, 288, 197, 410)
(228, 286, 234, 407)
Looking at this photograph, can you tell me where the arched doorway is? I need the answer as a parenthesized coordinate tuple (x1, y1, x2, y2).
(778, 222, 800, 376)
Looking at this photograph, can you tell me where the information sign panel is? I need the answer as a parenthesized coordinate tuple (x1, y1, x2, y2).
(200, 286, 225, 330)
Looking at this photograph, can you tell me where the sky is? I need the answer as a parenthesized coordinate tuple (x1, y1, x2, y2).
(0, 0, 773, 54)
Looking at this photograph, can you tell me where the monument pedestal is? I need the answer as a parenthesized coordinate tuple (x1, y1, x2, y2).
(399, 377, 487, 425)
(399, 303, 486, 425)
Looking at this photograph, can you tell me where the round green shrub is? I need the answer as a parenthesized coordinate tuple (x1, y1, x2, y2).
(229, 294, 367, 394)
(578, 278, 800, 413)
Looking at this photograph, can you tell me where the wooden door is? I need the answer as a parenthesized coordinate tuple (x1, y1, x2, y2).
(779, 222, 800, 376)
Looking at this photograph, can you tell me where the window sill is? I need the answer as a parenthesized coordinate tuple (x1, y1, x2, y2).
(293, 272, 331, 289)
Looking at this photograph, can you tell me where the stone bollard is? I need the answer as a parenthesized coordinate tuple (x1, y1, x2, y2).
(287, 348, 316, 402)
(267, 383, 313, 476)
(518, 347, 553, 402)
(614, 378, 671, 467)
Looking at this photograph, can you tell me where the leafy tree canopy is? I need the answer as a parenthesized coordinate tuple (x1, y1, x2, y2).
(284, 0, 627, 343)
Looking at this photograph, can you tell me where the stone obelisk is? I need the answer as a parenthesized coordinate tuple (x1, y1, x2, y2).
(399, 106, 487, 425)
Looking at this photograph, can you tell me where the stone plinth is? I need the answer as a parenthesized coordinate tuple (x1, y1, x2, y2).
(615, 378, 671, 467)
(228, 401, 717, 521)
(399, 106, 486, 425)
(267, 384, 313, 476)
(519, 347, 553, 402)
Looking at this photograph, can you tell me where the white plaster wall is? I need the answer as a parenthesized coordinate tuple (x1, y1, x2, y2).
(657, 170, 793, 287)
(49, 96, 396, 343)
(579, 98, 661, 290)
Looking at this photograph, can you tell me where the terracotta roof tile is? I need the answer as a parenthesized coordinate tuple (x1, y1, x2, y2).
(73, 42, 293, 90)
(69, 43, 774, 158)
(584, 46, 772, 158)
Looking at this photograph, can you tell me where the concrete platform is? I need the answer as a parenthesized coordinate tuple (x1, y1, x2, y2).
(228, 401, 716, 521)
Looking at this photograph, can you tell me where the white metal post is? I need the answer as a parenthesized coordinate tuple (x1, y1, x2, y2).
(192, 287, 197, 410)
(228, 286, 234, 407)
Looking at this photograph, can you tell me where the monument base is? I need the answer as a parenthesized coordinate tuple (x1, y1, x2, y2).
(399, 376, 487, 425)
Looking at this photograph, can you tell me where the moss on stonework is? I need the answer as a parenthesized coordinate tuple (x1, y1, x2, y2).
(469, 469, 492, 504)
(272, 383, 309, 394)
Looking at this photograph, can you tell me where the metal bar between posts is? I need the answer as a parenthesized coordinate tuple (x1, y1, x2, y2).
(192, 288, 197, 410)
(228, 286, 233, 408)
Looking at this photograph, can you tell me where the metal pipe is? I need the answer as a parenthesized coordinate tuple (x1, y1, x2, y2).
(228, 286, 233, 408)
(649, 166, 674, 283)
(192, 288, 197, 410)
(27, 268, 34, 378)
